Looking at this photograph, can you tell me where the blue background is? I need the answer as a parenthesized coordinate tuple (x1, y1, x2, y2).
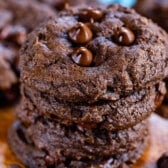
(98, 0, 137, 7)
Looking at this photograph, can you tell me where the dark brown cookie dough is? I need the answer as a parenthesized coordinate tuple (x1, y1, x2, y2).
(16, 82, 166, 130)
(8, 119, 148, 168)
(20, 5, 168, 104)
(134, 0, 168, 32)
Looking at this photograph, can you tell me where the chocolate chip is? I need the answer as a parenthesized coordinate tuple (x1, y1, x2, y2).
(55, 1, 69, 11)
(78, 8, 103, 22)
(157, 152, 168, 168)
(114, 27, 135, 46)
(69, 23, 93, 44)
(71, 47, 93, 67)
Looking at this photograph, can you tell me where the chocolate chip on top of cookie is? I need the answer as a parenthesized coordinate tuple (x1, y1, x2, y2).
(71, 47, 93, 67)
(78, 8, 104, 22)
(68, 23, 93, 44)
(114, 27, 135, 46)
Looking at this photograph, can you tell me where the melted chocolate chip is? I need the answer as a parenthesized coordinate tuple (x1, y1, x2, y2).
(78, 8, 103, 22)
(69, 23, 93, 44)
(71, 47, 93, 67)
(157, 152, 168, 168)
(114, 27, 135, 46)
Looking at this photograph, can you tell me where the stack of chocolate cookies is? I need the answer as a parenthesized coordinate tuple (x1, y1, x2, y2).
(9, 5, 168, 168)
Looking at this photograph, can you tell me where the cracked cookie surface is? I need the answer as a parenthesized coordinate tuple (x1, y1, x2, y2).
(20, 5, 168, 104)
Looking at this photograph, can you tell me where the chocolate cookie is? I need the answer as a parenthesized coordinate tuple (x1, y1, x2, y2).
(16, 82, 165, 130)
(134, 0, 168, 32)
(20, 5, 168, 104)
(0, 9, 27, 105)
(8, 119, 148, 168)
(4, 0, 56, 31)
(0, 0, 56, 105)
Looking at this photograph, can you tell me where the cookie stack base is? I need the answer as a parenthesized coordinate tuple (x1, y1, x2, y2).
(8, 119, 149, 168)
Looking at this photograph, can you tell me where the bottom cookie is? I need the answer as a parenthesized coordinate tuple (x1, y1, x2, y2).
(8, 119, 149, 168)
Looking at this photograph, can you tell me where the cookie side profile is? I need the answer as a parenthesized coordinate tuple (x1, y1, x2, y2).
(16, 82, 165, 130)
(8, 119, 149, 168)
(134, 0, 168, 118)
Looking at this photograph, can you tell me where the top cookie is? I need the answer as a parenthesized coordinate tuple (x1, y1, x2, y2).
(20, 5, 168, 103)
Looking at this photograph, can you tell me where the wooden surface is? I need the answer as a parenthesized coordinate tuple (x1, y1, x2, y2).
(0, 108, 168, 168)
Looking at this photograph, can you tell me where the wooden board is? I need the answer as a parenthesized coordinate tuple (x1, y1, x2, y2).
(0, 108, 168, 168)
